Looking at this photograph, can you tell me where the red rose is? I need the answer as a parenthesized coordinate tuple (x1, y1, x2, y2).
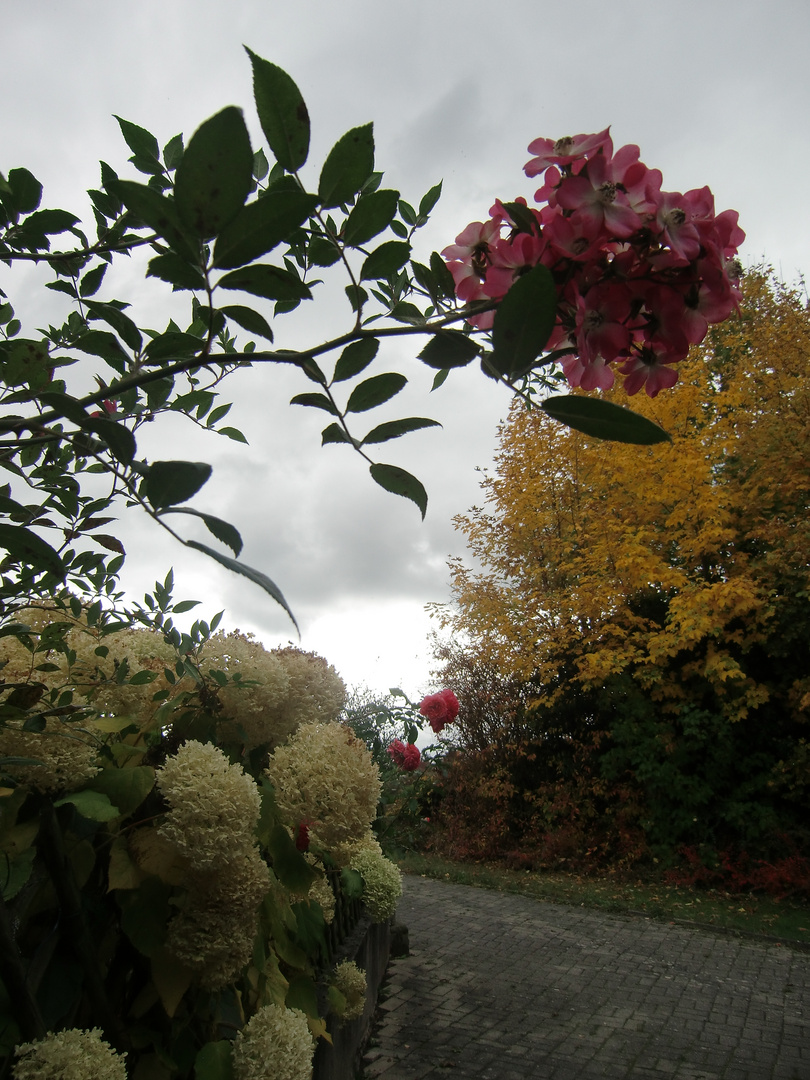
(295, 820, 311, 851)
(387, 739, 421, 771)
(419, 689, 459, 734)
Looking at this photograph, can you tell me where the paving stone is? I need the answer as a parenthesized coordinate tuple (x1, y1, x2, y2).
(362, 875, 810, 1079)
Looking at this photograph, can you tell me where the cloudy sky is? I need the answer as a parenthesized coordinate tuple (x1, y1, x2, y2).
(3, 0, 808, 697)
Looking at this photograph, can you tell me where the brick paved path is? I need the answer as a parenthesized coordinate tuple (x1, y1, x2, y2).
(363, 875, 810, 1080)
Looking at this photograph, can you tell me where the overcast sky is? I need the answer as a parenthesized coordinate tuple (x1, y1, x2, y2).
(3, 0, 809, 697)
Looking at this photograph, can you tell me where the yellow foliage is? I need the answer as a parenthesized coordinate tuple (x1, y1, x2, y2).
(440, 270, 810, 723)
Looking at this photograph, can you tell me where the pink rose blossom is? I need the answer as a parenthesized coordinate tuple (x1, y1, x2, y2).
(619, 345, 681, 398)
(443, 127, 744, 398)
(525, 127, 612, 175)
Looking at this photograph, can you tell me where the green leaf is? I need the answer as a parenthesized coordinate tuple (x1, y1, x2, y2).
(119, 877, 171, 956)
(360, 240, 410, 282)
(128, 669, 158, 684)
(83, 300, 143, 353)
(161, 507, 243, 555)
(290, 392, 338, 416)
(418, 330, 479, 370)
(143, 330, 203, 363)
(429, 250, 457, 301)
(54, 789, 119, 821)
(217, 426, 249, 444)
(213, 189, 318, 269)
(285, 973, 320, 1019)
(0, 525, 65, 579)
(346, 372, 406, 413)
(419, 181, 443, 218)
(145, 460, 212, 508)
(1, 847, 35, 901)
(491, 263, 556, 378)
(318, 123, 374, 209)
(252, 148, 269, 181)
(340, 866, 364, 899)
(79, 264, 107, 297)
(194, 1041, 234, 1080)
(398, 199, 417, 226)
(110, 179, 199, 261)
(4, 168, 42, 215)
(343, 188, 400, 247)
(19, 208, 79, 237)
(218, 264, 312, 302)
(345, 284, 367, 313)
(321, 423, 352, 446)
(246, 49, 310, 172)
(220, 305, 274, 341)
(174, 107, 254, 240)
(86, 765, 156, 817)
(267, 823, 318, 892)
(502, 200, 541, 236)
(39, 390, 91, 426)
(541, 395, 673, 444)
(114, 116, 160, 165)
(163, 133, 184, 171)
(307, 236, 341, 267)
(333, 337, 379, 383)
(361, 417, 440, 445)
(147, 254, 206, 291)
(84, 416, 137, 464)
(369, 463, 427, 518)
(1, 338, 51, 387)
(186, 542, 299, 630)
(75, 329, 130, 367)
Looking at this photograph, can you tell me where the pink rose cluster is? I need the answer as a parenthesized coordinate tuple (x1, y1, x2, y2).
(442, 128, 744, 397)
(387, 739, 421, 771)
(419, 688, 460, 735)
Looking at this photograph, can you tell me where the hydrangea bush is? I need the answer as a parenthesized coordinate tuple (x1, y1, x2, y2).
(0, 42, 742, 1080)
(0, 599, 400, 1076)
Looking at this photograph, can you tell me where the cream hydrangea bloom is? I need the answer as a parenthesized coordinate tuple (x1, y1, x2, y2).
(77, 625, 178, 721)
(268, 647, 346, 742)
(156, 741, 270, 989)
(13, 1027, 126, 1080)
(156, 740, 261, 869)
(198, 630, 290, 749)
(307, 870, 336, 924)
(165, 849, 271, 989)
(0, 719, 100, 794)
(266, 722, 381, 855)
(331, 960, 367, 1021)
(348, 835, 402, 923)
(0, 608, 184, 744)
(232, 1004, 314, 1080)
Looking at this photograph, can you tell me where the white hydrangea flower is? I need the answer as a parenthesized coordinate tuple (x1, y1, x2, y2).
(0, 720, 100, 794)
(348, 835, 402, 923)
(198, 631, 291, 749)
(165, 849, 271, 989)
(266, 722, 381, 855)
(13, 1027, 126, 1080)
(156, 740, 261, 869)
(331, 960, 367, 1021)
(232, 1004, 314, 1080)
(269, 647, 346, 741)
(307, 871, 336, 924)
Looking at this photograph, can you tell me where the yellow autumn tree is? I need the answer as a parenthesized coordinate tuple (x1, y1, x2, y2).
(439, 269, 809, 724)
(430, 270, 810, 867)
